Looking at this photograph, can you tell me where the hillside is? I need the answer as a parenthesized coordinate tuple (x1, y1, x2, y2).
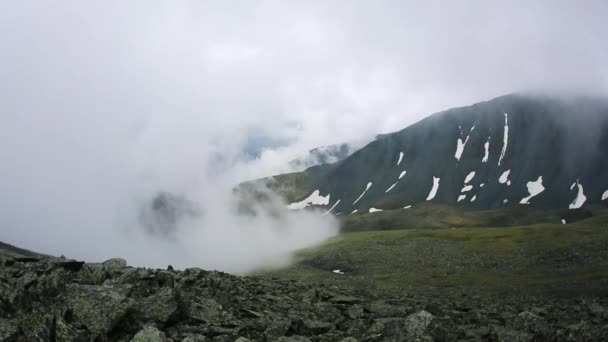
(239, 94, 608, 221)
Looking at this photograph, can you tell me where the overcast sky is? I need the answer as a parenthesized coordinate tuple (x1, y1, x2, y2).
(0, 1, 607, 269)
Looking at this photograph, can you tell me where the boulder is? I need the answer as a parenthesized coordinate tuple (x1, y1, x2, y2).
(67, 284, 132, 336)
(131, 325, 166, 342)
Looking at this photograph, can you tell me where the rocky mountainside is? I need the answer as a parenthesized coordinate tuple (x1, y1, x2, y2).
(2, 243, 608, 341)
(241, 94, 608, 216)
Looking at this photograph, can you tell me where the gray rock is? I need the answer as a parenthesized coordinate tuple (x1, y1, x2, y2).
(345, 304, 365, 319)
(303, 319, 334, 334)
(489, 325, 533, 342)
(133, 287, 179, 323)
(0, 319, 19, 341)
(182, 334, 209, 341)
(403, 310, 434, 339)
(131, 325, 166, 342)
(182, 297, 223, 322)
(67, 284, 132, 335)
(102, 258, 127, 272)
(55, 319, 85, 342)
(276, 336, 312, 342)
(234, 338, 252, 342)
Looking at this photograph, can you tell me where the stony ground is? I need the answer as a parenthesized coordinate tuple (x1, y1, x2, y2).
(2, 248, 608, 341)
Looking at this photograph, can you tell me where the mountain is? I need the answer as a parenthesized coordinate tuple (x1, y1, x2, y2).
(240, 94, 608, 218)
(287, 142, 361, 172)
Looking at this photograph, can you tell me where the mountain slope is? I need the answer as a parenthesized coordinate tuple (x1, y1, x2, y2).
(242, 94, 608, 216)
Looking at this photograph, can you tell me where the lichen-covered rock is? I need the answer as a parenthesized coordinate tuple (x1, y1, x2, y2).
(55, 318, 85, 342)
(0, 319, 19, 341)
(181, 296, 223, 322)
(67, 284, 132, 335)
(131, 325, 166, 342)
(1, 246, 608, 341)
(403, 310, 434, 340)
(132, 287, 178, 323)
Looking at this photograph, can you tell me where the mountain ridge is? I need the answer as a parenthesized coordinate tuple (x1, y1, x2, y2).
(240, 93, 608, 216)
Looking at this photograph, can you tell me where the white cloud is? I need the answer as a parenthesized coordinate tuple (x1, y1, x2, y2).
(0, 0, 606, 271)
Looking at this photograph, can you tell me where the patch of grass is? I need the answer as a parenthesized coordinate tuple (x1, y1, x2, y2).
(264, 215, 608, 295)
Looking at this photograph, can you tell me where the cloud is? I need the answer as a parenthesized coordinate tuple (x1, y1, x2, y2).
(0, 1, 606, 271)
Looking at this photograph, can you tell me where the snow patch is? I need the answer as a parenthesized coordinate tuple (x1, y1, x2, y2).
(322, 199, 341, 216)
(498, 113, 509, 166)
(369, 208, 383, 213)
(385, 182, 398, 193)
(520, 176, 545, 204)
(570, 182, 576, 191)
(470, 195, 477, 202)
(480, 183, 485, 188)
(397, 152, 404, 166)
(454, 126, 475, 161)
(561, 219, 566, 224)
(455, 138, 468, 161)
(332, 270, 344, 275)
(353, 182, 372, 205)
(351, 210, 358, 214)
(287, 190, 330, 210)
(399, 171, 407, 180)
(461, 185, 473, 193)
(403, 205, 412, 209)
(499, 170, 511, 184)
(503, 199, 509, 204)
(457, 194, 467, 202)
(464, 171, 476, 184)
(482, 137, 490, 163)
(568, 179, 587, 209)
(603, 190, 608, 201)
(426, 177, 440, 201)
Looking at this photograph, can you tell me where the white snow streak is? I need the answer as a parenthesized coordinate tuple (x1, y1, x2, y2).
(321, 200, 341, 216)
(568, 180, 587, 209)
(464, 171, 476, 184)
(403, 205, 412, 209)
(455, 138, 467, 161)
(287, 190, 330, 210)
(353, 182, 373, 205)
(498, 113, 509, 166)
(426, 177, 440, 201)
(503, 199, 509, 204)
(454, 126, 475, 161)
(457, 194, 467, 202)
(561, 219, 566, 224)
(482, 138, 490, 163)
(520, 176, 545, 204)
(570, 182, 576, 191)
(332, 270, 344, 275)
(351, 210, 358, 214)
(480, 183, 485, 188)
(603, 190, 608, 201)
(385, 182, 398, 193)
(461, 185, 473, 193)
(397, 152, 404, 166)
(499, 170, 511, 184)
(369, 208, 383, 213)
(470, 195, 477, 202)
(399, 171, 407, 180)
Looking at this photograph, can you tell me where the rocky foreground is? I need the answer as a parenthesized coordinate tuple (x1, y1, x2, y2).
(1, 253, 608, 341)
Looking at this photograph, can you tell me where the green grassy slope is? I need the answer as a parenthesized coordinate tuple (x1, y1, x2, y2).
(265, 215, 608, 296)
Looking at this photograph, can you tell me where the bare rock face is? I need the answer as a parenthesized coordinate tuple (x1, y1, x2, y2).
(138, 191, 201, 237)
